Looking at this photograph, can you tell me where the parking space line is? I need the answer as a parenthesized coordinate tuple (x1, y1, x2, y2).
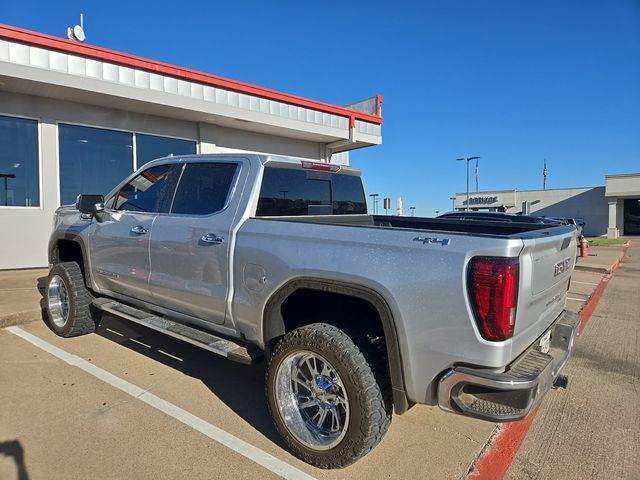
(105, 328, 125, 337)
(567, 297, 586, 301)
(5, 326, 316, 480)
(158, 349, 183, 361)
(572, 281, 600, 286)
(129, 337, 151, 348)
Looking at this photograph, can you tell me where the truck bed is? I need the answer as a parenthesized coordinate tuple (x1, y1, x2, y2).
(260, 214, 566, 237)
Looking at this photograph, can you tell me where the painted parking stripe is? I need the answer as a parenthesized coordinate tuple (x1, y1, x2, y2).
(128, 337, 151, 348)
(571, 281, 600, 286)
(158, 349, 183, 361)
(6, 326, 316, 480)
(567, 297, 586, 301)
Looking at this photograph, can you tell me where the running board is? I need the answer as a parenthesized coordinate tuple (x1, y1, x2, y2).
(92, 298, 262, 365)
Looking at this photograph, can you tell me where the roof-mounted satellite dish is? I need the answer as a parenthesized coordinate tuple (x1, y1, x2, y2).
(67, 14, 86, 42)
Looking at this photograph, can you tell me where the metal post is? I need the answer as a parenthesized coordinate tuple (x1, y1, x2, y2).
(456, 157, 480, 211)
(369, 193, 379, 215)
(466, 161, 470, 211)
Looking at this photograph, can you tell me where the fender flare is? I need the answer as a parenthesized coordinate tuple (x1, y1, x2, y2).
(48, 232, 93, 289)
(263, 277, 412, 414)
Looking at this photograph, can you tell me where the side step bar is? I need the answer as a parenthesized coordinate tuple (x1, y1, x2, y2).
(92, 298, 263, 365)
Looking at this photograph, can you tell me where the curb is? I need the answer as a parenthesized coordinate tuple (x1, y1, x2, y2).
(607, 240, 631, 274)
(465, 240, 632, 480)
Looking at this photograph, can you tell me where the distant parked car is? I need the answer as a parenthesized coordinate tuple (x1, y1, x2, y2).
(537, 217, 583, 236)
(437, 211, 550, 224)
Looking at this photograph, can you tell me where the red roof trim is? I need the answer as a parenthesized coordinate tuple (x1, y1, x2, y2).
(0, 24, 383, 126)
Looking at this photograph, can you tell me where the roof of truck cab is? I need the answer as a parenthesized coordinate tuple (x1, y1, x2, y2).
(141, 153, 362, 175)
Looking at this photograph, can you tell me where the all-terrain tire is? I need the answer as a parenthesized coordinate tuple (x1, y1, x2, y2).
(266, 323, 391, 469)
(45, 261, 98, 337)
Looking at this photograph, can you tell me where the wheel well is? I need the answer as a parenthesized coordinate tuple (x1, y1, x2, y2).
(280, 288, 385, 348)
(263, 279, 412, 414)
(53, 240, 89, 287)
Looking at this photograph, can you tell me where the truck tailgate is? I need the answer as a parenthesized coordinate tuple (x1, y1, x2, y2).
(511, 227, 578, 358)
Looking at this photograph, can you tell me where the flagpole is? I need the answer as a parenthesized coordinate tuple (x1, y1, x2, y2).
(543, 160, 547, 190)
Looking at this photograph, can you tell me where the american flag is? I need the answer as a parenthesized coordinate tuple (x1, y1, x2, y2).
(543, 160, 548, 190)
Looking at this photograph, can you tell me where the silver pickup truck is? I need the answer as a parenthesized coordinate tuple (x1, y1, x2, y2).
(46, 153, 580, 468)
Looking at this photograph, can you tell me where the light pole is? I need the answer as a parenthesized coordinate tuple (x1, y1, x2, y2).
(449, 196, 456, 211)
(369, 193, 379, 215)
(456, 156, 480, 211)
(435, 210, 440, 216)
(410, 206, 416, 217)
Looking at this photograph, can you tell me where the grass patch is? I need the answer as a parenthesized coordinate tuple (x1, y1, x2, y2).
(586, 237, 628, 246)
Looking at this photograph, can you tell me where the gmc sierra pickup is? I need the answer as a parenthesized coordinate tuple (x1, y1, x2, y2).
(46, 153, 580, 468)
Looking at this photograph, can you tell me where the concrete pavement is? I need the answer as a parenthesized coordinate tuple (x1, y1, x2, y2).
(0, 268, 47, 328)
(574, 242, 629, 274)
(505, 241, 639, 480)
(0, 314, 495, 480)
(0, 242, 632, 479)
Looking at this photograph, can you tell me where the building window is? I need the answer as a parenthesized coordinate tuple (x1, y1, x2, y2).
(136, 133, 196, 167)
(0, 115, 39, 207)
(58, 124, 133, 205)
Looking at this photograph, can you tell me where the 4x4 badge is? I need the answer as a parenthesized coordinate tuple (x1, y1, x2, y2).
(413, 236, 450, 246)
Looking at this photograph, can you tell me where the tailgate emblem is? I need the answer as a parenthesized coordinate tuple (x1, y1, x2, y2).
(554, 258, 571, 277)
(413, 236, 450, 246)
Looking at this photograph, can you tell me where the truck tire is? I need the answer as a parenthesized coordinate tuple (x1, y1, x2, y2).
(45, 261, 98, 337)
(266, 323, 391, 468)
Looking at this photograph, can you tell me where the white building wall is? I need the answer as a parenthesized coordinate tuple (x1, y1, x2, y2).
(455, 187, 609, 237)
(0, 91, 346, 269)
(519, 187, 608, 237)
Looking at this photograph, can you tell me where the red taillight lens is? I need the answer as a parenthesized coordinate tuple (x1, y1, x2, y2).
(468, 257, 519, 341)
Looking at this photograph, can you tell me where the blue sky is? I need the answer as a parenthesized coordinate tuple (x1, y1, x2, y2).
(3, 1, 639, 215)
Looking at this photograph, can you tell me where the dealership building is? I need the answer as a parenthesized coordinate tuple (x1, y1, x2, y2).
(0, 24, 383, 270)
(454, 173, 640, 238)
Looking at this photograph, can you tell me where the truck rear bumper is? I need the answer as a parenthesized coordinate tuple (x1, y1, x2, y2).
(437, 310, 580, 422)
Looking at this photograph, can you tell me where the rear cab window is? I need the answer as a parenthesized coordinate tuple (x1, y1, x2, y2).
(256, 165, 367, 216)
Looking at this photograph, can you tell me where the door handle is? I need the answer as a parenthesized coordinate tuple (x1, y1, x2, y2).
(201, 233, 224, 244)
(131, 225, 148, 235)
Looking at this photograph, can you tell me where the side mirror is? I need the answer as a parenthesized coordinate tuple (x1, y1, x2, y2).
(76, 194, 105, 215)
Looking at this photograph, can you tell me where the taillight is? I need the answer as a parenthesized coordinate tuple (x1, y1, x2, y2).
(467, 257, 519, 341)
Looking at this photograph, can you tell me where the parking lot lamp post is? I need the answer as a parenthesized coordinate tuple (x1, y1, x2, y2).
(449, 196, 456, 211)
(456, 157, 480, 211)
(369, 193, 379, 215)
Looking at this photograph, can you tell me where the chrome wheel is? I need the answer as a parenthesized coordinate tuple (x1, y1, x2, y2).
(275, 350, 349, 451)
(48, 275, 69, 328)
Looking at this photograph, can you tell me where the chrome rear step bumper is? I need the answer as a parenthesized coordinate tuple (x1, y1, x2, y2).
(437, 310, 580, 422)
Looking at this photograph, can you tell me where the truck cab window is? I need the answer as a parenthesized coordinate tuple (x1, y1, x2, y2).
(256, 166, 366, 216)
(171, 162, 238, 215)
(114, 164, 180, 213)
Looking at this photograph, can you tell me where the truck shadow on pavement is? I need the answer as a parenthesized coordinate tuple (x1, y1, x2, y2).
(0, 440, 29, 480)
(94, 314, 286, 449)
(34, 282, 285, 450)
